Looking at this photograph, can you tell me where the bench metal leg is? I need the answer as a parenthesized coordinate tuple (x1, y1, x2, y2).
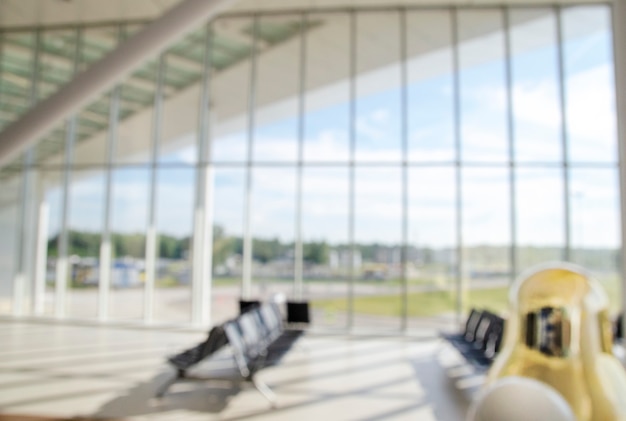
(251, 377, 277, 408)
(155, 371, 182, 398)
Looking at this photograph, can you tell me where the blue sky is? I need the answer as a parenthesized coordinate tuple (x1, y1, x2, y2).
(45, 8, 620, 251)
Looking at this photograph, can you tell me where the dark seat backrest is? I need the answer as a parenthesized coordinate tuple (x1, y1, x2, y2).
(223, 320, 252, 378)
(483, 315, 505, 358)
(473, 312, 495, 349)
(259, 302, 284, 342)
(464, 309, 483, 342)
(201, 325, 229, 358)
(238, 310, 266, 359)
(168, 325, 228, 370)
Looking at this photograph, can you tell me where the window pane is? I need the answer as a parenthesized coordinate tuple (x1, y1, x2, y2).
(304, 12, 350, 163)
(407, 10, 455, 162)
(516, 168, 564, 269)
(159, 30, 203, 165)
(81, 26, 119, 68)
(355, 12, 402, 162)
(353, 167, 402, 331)
(2, 32, 35, 126)
(34, 119, 67, 167)
(109, 167, 149, 321)
(458, 10, 508, 163)
(562, 6, 616, 163)
(73, 27, 121, 167)
(66, 169, 106, 319)
(250, 168, 296, 300)
(211, 17, 252, 163)
(73, 91, 111, 167)
(154, 168, 195, 323)
(253, 15, 301, 163)
(570, 169, 620, 312)
(212, 169, 245, 324)
(39, 29, 77, 101)
(303, 167, 349, 330)
(408, 168, 457, 331)
(510, 9, 561, 163)
(462, 168, 510, 313)
(115, 59, 158, 165)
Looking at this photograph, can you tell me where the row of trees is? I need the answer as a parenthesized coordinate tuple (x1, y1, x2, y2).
(47, 231, 190, 260)
(47, 227, 621, 272)
(47, 226, 332, 266)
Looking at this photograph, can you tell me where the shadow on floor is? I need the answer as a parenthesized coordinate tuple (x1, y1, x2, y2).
(91, 339, 480, 421)
(91, 366, 245, 419)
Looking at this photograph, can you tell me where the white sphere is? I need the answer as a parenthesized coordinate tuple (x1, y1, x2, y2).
(467, 377, 576, 421)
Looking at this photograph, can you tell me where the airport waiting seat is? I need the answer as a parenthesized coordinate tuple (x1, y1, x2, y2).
(441, 308, 505, 370)
(156, 302, 303, 406)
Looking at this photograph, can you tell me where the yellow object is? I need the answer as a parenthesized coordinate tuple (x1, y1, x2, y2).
(487, 262, 626, 421)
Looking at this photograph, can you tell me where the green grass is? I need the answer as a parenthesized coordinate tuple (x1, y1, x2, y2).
(156, 276, 179, 288)
(311, 287, 510, 317)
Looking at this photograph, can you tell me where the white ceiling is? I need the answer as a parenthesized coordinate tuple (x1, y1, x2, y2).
(0, 0, 609, 29)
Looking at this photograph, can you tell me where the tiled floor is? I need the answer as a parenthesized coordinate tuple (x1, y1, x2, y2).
(0, 319, 484, 420)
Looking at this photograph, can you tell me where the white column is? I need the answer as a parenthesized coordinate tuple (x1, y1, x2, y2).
(612, 0, 626, 333)
(54, 255, 68, 317)
(13, 31, 41, 317)
(192, 25, 215, 326)
(13, 162, 36, 317)
(98, 240, 112, 320)
(191, 209, 204, 324)
(33, 200, 49, 316)
(98, 73, 122, 321)
(191, 157, 215, 326)
(55, 28, 83, 319)
(144, 226, 157, 322)
(198, 167, 215, 324)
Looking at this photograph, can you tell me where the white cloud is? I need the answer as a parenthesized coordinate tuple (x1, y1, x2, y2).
(212, 133, 248, 162)
(174, 146, 196, 164)
(565, 65, 617, 160)
(356, 115, 387, 142)
(511, 81, 561, 130)
(55, 59, 619, 249)
(303, 130, 349, 161)
(470, 63, 617, 162)
(371, 108, 390, 124)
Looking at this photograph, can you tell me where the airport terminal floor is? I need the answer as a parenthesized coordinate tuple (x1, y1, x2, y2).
(0, 319, 478, 421)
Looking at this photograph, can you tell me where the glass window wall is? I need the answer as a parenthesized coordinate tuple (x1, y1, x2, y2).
(0, 4, 621, 333)
(407, 11, 455, 163)
(66, 169, 106, 319)
(302, 167, 350, 330)
(212, 168, 246, 324)
(355, 12, 402, 163)
(408, 168, 457, 330)
(153, 168, 195, 323)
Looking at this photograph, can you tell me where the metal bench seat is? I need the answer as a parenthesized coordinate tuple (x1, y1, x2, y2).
(441, 309, 505, 371)
(157, 302, 303, 407)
